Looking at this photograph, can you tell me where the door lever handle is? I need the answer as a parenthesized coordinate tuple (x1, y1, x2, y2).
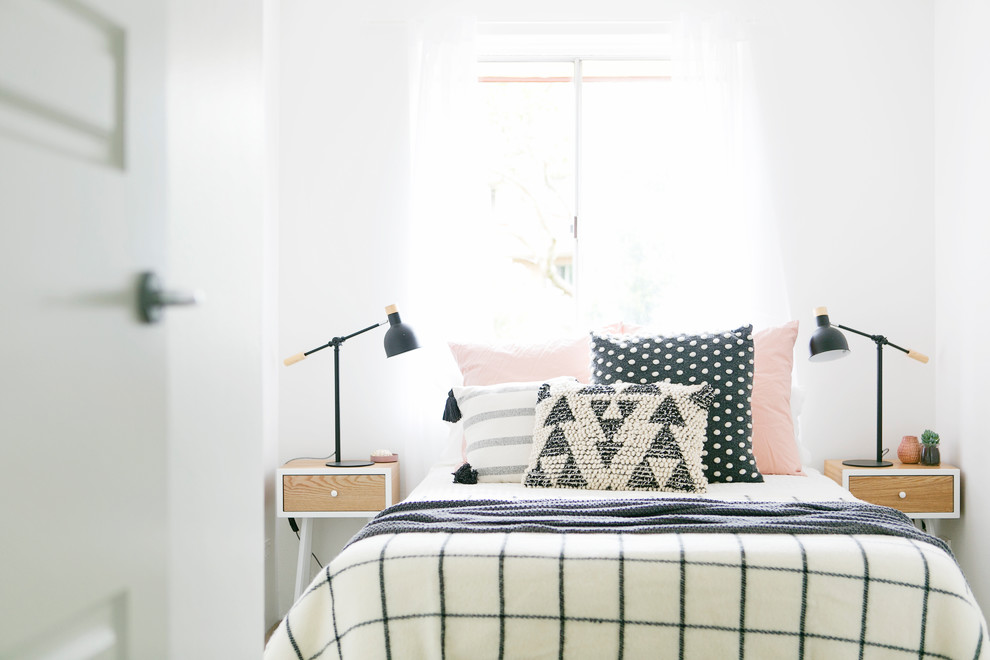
(138, 271, 204, 323)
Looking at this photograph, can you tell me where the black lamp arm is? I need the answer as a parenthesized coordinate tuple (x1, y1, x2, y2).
(338, 320, 387, 343)
(836, 324, 914, 357)
(300, 320, 387, 358)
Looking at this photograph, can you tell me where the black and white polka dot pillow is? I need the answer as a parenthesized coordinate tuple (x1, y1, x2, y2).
(590, 325, 762, 483)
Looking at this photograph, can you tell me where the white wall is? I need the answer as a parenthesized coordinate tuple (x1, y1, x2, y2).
(934, 0, 990, 612)
(747, 0, 935, 470)
(262, 0, 282, 634)
(167, 0, 273, 652)
(277, 0, 939, 615)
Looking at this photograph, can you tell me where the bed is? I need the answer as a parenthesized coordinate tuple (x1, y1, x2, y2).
(265, 324, 988, 659)
(265, 463, 986, 660)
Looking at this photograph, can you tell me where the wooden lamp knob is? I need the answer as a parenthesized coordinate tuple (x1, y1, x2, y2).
(283, 352, 306, 366)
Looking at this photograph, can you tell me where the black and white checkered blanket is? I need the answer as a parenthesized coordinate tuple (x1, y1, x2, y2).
(266, 499, 987, 660)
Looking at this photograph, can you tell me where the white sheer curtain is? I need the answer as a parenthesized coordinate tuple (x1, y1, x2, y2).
(403, 5, 487, 481)
(657, 14, 790, 332)
(408, 7, 490, 341)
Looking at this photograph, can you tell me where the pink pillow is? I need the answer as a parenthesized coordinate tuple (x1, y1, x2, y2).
(448, 336, 593, 386)
(751, 321, 804, 475)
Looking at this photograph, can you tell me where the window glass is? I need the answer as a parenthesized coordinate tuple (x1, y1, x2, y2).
(578, 60, 673, 328)
(479, 61, 576, 339)
(478, 58, 672, 338)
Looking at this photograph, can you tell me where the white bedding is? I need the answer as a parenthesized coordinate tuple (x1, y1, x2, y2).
(409, 462, 855, 504)
(266, 465, 988, 660)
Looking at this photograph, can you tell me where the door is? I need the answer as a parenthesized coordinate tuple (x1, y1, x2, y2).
(0, 0, 170, 656)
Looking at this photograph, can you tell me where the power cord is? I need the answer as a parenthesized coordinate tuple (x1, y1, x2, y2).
(288, 518, 324, 569)
(287, 452, 336, 462)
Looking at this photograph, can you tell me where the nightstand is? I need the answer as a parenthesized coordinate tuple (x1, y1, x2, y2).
(824, 460, 959, 519)
(277, 459, 400, 599)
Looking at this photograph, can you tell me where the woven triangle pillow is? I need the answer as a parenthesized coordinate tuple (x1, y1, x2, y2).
(523, 380, 715, 493)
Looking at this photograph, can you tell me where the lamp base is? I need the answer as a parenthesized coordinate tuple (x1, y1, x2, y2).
(842, 459, 893, 468)
(326, 460, 374, 468)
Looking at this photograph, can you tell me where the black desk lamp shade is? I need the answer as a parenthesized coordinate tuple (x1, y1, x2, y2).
(809, 306, 928, 468)
(809, 311, 850, 361)
(384, 305, 418, 357)
(283, 304, 420, 467)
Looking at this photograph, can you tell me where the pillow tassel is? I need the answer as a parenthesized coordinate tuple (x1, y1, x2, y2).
(442, 389, 462, 423)
(452, 462, 478, 484)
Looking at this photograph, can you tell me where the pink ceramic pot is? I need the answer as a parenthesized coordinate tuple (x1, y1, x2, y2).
(897, 435, 920, 464)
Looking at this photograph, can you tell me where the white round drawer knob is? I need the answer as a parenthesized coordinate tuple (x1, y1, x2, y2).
(331, 490, 338, 497)
(899, 491, 907, 499)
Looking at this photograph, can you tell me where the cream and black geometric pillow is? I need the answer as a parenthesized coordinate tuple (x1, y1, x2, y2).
(590, 326, 763, 483)
(523, 380, 714, 493)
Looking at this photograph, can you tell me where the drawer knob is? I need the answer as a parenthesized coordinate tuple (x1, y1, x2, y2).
(331, 490, 338, 497)
(899, 491, 907, 499)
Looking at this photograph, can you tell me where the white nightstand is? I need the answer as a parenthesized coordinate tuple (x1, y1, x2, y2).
(824, 460, 959, 520)
(277, 459, 400, 599)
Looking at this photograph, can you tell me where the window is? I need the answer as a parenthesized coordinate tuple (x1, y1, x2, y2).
(478, 56, 674, 338)
(409, 21, 777, 344)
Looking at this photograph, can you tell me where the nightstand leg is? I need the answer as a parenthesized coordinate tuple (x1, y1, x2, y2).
(294, 518, 314, 600)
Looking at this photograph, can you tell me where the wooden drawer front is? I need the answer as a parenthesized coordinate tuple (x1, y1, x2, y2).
(282, 474, 386, 512)
(847, 475, 954, 514)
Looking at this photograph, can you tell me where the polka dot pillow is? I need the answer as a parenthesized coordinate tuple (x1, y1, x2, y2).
(590, 325, 762, 483)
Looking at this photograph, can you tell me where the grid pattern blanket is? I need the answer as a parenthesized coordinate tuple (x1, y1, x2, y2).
(266, 499, 987, 660)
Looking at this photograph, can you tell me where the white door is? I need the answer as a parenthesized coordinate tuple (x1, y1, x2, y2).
(0, 0, 171, 657)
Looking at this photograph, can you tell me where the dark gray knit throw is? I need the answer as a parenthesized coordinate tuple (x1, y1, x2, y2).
(347, 498, 951, 556)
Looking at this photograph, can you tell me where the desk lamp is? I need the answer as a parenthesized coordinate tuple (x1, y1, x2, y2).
(284, 304, 419, 467)
(809, 306, 928, 467)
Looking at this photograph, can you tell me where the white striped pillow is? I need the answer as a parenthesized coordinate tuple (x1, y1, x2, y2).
(454, 378, 576, 483)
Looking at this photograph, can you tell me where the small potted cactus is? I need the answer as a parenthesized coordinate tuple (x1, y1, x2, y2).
(920, 429, 940, 466)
